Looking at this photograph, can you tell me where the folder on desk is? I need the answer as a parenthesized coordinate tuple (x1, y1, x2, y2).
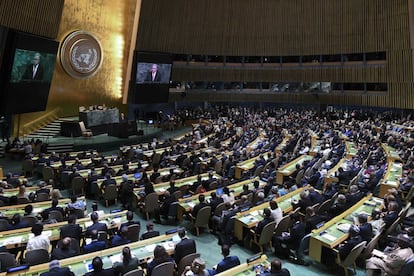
(187, 202, 195, 208)
(145, 244, 157, 252)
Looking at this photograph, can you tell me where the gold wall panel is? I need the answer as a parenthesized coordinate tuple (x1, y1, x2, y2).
(15, 0, 140, 130)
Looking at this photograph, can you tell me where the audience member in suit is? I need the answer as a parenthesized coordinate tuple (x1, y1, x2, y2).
(292, 191, 313, 214)
(308, 187, 323, 204)
(337, 225, 363, 260)
(321, 182, 337, 201)
(40, 260, 75, 276)
(43, 198, 65, 218)
(209, 191, 224, 214)
(240, 184, 253, 197)
(167, 180, 180, 195)
(141, 223, 160, 240)
(273, 213, 306, 259)
(84, 256, 114, 276)
(210, 245, 240, 274)
(357, 213, 373, 242)
(146, 245, 175, 276)
(101, 173, 116, 191)
(111, 226, 130, 247)
(190, 194, 209, 219)
(328, 194, 349, 218)
(174, 229, 197, 264)
(59, 215, 83, 242)
(8, 214, 29, 230)
(50, 237, 77, 260)
(254, 208, 274, 235)
(85, 212, 108, 237)
(259, 260, 291, 276)
(381, 200, 400, 229)
(118, 210, 140, 234)
(345, 185, 364, 206)
(83, 230, 106, 253)
(112, 246, 139, 276)
(153, 190, 177, 224)
(304, 206, 324, 233)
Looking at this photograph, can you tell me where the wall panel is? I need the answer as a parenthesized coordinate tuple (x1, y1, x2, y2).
(138, 0, 414, 109)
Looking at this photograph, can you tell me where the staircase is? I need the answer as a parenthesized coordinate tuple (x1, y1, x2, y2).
(0, 144, 5, 158)
(25, 117, 75, 153)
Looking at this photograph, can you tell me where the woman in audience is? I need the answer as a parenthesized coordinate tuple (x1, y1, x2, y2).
(181, 257, 209, 276)
(146, 245, 175, 276)
(50, 189, 63, 200)
(112, 246, 139, 275)
(221, 187, 235, 205)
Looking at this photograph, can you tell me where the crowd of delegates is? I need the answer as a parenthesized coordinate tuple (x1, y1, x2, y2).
(1, 105, 414, 275)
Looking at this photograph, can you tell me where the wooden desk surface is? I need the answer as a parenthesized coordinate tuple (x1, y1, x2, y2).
(0, 211, 127, 249)
(0, 197, 85, 218)
(378, 161, 403, 197)
(309, 195, 383, 262)
(234, 186, 307, 240)
(1, 234, 177, 276)
(276, 155, 313, 184)
(382, 143, 401, 162)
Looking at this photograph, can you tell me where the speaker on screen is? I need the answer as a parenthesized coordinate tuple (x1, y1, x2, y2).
(128, 51, 173, 104)
(0, 29, 59, 114)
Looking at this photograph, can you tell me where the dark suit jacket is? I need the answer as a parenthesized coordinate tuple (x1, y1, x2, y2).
(359, 223, 373, 242)
(145, 71, 162, 82)
(82, 240, 106, 253)
(84, 268, 114, 276)
(111, 235, 130, 247)
(210, 197, 224, 212)
(285, 221, 306, 249)
(215, 256, 241, 274)
(174, 238, 197, 264)
(23, 64, 44, 81)
(191, 202, 208, 217)
(338, 235, 363, 260)
(255, 217, 274, 235)
(260, 269, 291, 276)
(51, 247, 77, 260)
(40, 267, 74, 276)
(141, 230, 160, 240)
(60, 223, 83, 241)
(85, 222, 108, 237)
(383, 211, 399, 228)
(305, 214, 324, 233)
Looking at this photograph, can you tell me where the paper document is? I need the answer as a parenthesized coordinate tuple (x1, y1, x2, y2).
(145, 244, 157, 252)
(372, 249, 386, 258)
(109, 254, 122, 264)
(321, 233, 336, 242)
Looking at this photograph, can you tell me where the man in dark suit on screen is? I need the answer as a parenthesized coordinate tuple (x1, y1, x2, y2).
(145, 64, 162, 82)
(22, 52, 44, 81)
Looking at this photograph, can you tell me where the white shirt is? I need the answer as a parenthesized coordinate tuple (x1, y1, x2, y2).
(27, 234, 50, 252)
(221, 193, 235, 205)
(271, 207, 283, 225)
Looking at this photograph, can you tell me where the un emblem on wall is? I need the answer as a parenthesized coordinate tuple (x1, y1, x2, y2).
(60, 31, 103, 79)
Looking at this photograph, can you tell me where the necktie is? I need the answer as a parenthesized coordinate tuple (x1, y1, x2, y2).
(32, 65, 37, 79)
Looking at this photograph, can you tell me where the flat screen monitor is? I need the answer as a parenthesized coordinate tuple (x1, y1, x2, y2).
(0, 30, 58, 114)
(129, 51, 173, 104)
